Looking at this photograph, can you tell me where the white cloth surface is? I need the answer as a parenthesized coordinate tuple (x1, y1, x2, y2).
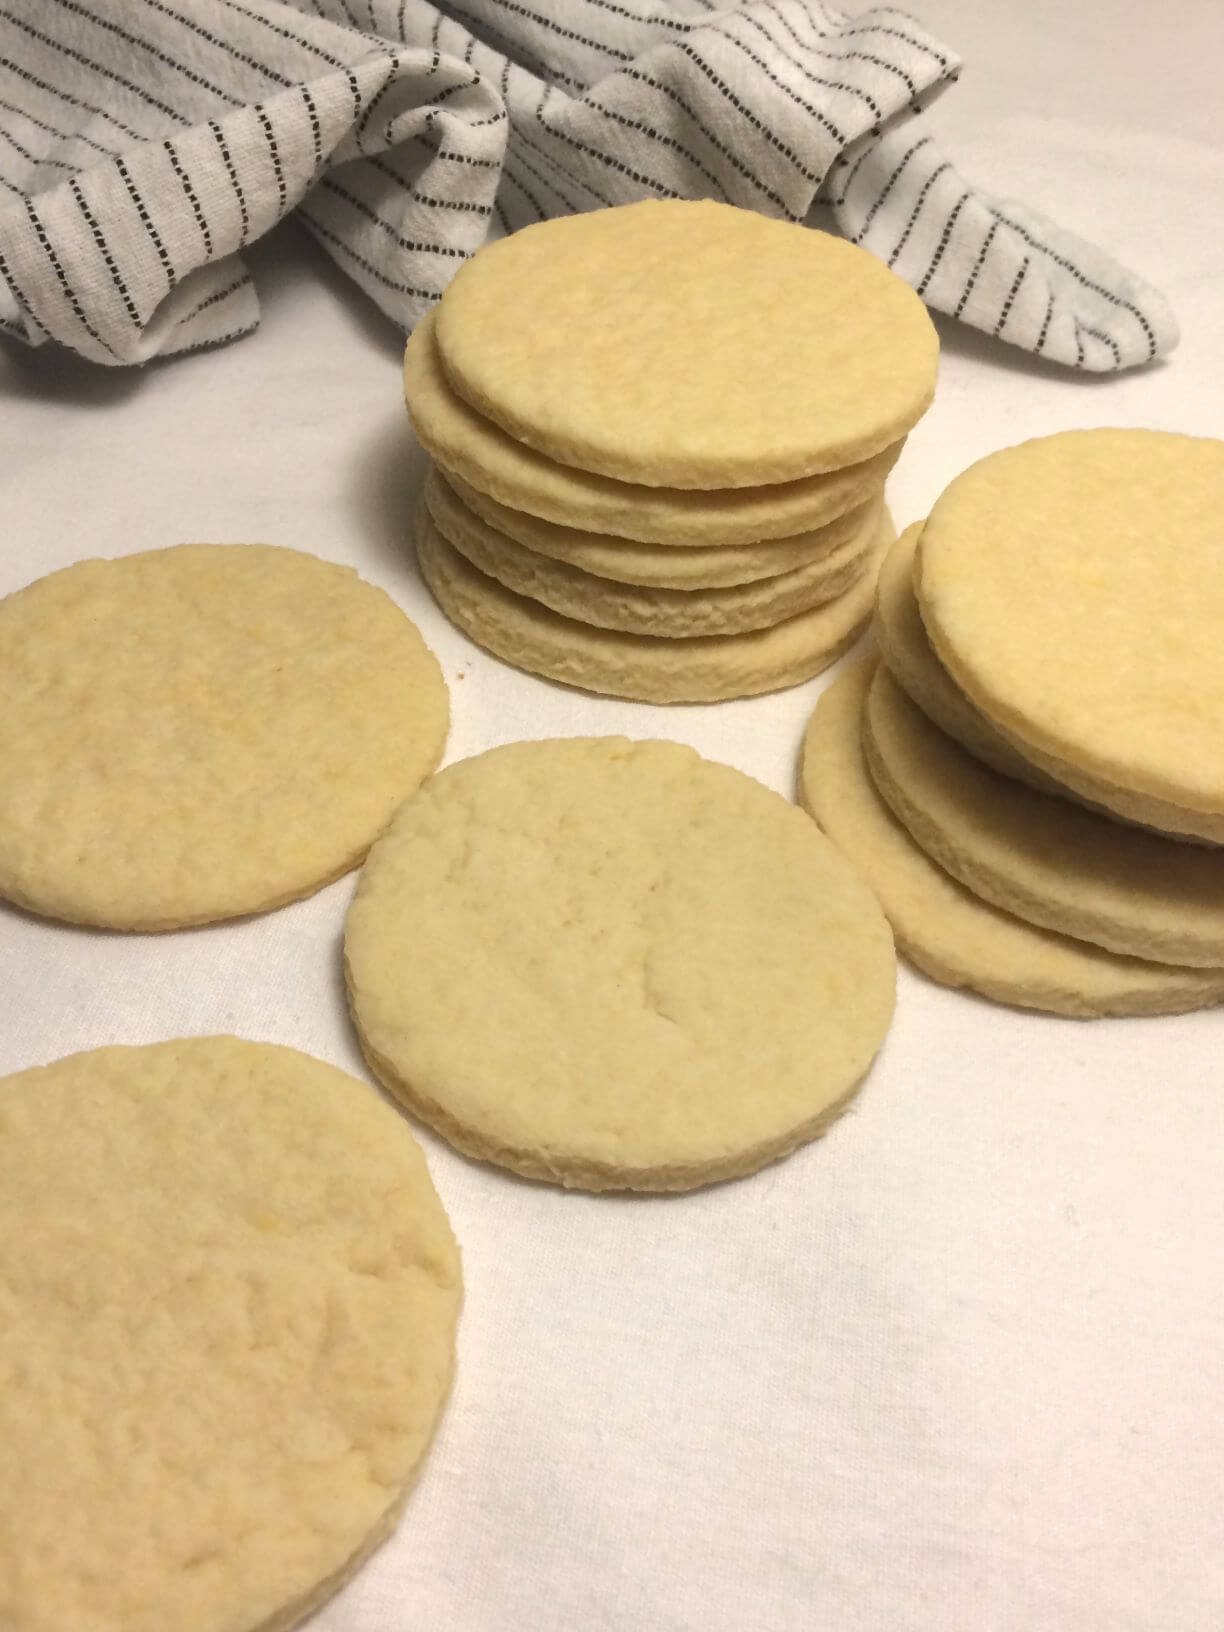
(2, 3, 1223, 1628)
(0, 0, 1176, 369)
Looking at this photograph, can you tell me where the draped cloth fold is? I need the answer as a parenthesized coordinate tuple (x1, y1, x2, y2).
(0, 0, 1176, 369)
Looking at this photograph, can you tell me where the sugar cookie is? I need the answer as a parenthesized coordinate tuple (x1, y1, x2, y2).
(415, 502, 888, 703)
(345, 737, 896, 1191)
(918, 429, 1224, 840)
(862, 665, 1224, 967)
(404, 311, 903, 544)
(0, 545, 447, 929)
(874, 522, 1062, 790)
(800, 659, 1224, 1017)
(876, 523, 1207, 841)
(434, 200, 938, 486)
(0, 1036, 460, 1632)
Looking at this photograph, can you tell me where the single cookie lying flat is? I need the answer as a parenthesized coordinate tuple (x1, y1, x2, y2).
(426, 467, 879, 637)
(446, 470, 880, 589)
(918, 429, 1224, 841)
(416, 503, 888, 703)
(434, 200, 938, 486)
(345, 736, 896, 1191)
(800, 659, 1224, 1017)
(0, 1036, 460, 1632)
(862, 665, 1224, 967)
(0, 545, 448, 929)
(404, 311, 903, 544)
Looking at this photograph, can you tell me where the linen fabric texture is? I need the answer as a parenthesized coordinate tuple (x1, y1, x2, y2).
(0, 0, 1175, 370)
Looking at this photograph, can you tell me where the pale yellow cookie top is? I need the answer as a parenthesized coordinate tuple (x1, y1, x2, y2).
(425, 465, 879, 638)
(345, 736, 896, 1190)
(0, 1036, 460, 1632)
(0, 544, 448, 929)
(917, 429, 1224, 816)
(862, 664, 1224, 968)
(433, 201, 937, 487)
(404, 310, 903, 544)
(445, 468, 880, 589)
(800, 658, 1224, 1018)
(873, 524, 1202, 837)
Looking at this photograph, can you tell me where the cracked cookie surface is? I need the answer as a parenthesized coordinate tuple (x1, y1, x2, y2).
(0, 1036, 461, 1632)
(344, 736, 896, 1191)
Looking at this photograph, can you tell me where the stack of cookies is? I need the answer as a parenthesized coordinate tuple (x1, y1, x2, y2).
(801, 428, 1224, 1018)
(404, 199, 939, 703)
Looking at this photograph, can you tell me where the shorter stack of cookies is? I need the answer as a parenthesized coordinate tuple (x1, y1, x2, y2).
(404, 199, 939, 703)
(801, 428, 1224, 1018)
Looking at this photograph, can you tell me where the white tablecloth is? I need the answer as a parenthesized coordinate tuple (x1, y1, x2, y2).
(3, 3, 1222, 1627)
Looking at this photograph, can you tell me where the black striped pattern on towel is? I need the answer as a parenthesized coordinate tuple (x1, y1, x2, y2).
(0, 0, 1176, 368)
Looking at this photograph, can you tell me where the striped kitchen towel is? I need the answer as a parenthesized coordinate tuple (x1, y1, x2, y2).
(0, 0, 1176, 369)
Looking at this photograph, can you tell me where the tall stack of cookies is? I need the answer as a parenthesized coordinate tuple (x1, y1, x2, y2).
(801, 429, 1224, 1018)
(404, 199, 939, 703)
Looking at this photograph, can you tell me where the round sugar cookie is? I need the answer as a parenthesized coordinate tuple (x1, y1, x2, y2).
(0, 1036, 460, 1632)
(426, 467, 881, 637)
(446, 470, 882, 589)
(404, 311, 904, 544)
(0, 544, 448, 929)
(434, 200, 938, 486)
(862, 665, 1224, 968)
(800, 659, 1224, 1017)
(875, 522, 1064, 791)
(345, 736, 896, 1191)
(876, 525, 1203, 842)
(917, 429, 1224, 839)
(415, 502, 889, 704)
